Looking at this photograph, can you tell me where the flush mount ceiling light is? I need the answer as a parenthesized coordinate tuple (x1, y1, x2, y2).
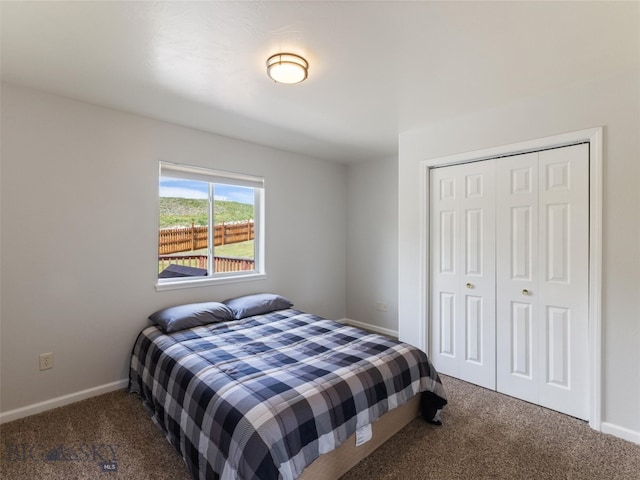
(266, 53, 308, 84)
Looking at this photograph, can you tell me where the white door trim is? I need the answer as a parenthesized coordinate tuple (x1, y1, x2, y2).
(419, 127, 603, 430)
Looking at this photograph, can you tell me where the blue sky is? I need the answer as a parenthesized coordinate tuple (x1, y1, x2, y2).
(160, 178, 254, 205)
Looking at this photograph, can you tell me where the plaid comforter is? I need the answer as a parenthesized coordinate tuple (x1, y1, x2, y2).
(129, 309, 447, 480)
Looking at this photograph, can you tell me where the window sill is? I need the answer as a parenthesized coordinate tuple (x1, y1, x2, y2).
(155, 273, 267, 292)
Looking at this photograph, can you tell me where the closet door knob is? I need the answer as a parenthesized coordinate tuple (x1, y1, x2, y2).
(466, 283, 473, 289)
(522, 289, 530, 296)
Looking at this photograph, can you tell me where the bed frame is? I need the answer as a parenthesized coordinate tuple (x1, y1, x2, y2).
(299, 394, 420, 479)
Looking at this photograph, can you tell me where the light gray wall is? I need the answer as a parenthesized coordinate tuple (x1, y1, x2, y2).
(346, 157, 398, 333)
(0, 83, 347, 413)
(398, 70, 640, 438)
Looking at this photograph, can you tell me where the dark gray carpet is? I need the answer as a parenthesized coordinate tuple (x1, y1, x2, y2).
(1, 375, 638, 479)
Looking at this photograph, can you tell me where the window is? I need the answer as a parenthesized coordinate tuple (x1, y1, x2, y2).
(157, 162, 265, 289)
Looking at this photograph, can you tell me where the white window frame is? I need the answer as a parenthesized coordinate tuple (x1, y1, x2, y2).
(155, 162, 266, 291)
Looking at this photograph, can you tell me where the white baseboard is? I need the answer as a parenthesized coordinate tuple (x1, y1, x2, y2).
(338, 318, 398, 338)
(600, 422, 640, 445)
(0, 378, 129, 425)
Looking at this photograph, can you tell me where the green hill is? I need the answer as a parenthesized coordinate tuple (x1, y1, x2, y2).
(159, 198, 253, 228)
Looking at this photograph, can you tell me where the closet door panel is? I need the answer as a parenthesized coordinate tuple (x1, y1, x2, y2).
(431, 161, 496, 389)
(460, 161, 496, 388)
(496, 152, 539, 403)
(431, 167, 461, 376)
(538, 144, 589, 420)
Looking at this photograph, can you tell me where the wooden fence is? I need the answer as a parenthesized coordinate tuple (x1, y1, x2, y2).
(158, 255, 255, 273)
(158, 221, 254, 255)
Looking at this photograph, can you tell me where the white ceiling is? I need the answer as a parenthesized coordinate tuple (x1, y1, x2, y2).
(1, 1, 638, 163)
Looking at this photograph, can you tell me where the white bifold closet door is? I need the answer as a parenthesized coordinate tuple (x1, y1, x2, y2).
(430, 160, 497, 390)
(430, 143, 589, 420)
(495, 144, 589, 419)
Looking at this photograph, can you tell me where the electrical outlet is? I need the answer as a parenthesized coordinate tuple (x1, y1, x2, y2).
(375, 301, 388, 312)
(39, 352, 53, 371)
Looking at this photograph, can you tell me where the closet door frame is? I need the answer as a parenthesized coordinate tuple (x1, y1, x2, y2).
(419, 127, 603, 431)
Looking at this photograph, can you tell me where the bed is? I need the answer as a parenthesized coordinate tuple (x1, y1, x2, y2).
(129, 294, 447, 480)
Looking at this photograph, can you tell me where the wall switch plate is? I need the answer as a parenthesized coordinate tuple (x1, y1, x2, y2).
(39, 352, 53, 370)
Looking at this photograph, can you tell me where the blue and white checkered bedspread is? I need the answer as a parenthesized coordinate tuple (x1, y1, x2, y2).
(129, 309, 446, 480)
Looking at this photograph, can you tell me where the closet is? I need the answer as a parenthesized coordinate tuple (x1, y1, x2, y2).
(430, 143, 589, 420)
